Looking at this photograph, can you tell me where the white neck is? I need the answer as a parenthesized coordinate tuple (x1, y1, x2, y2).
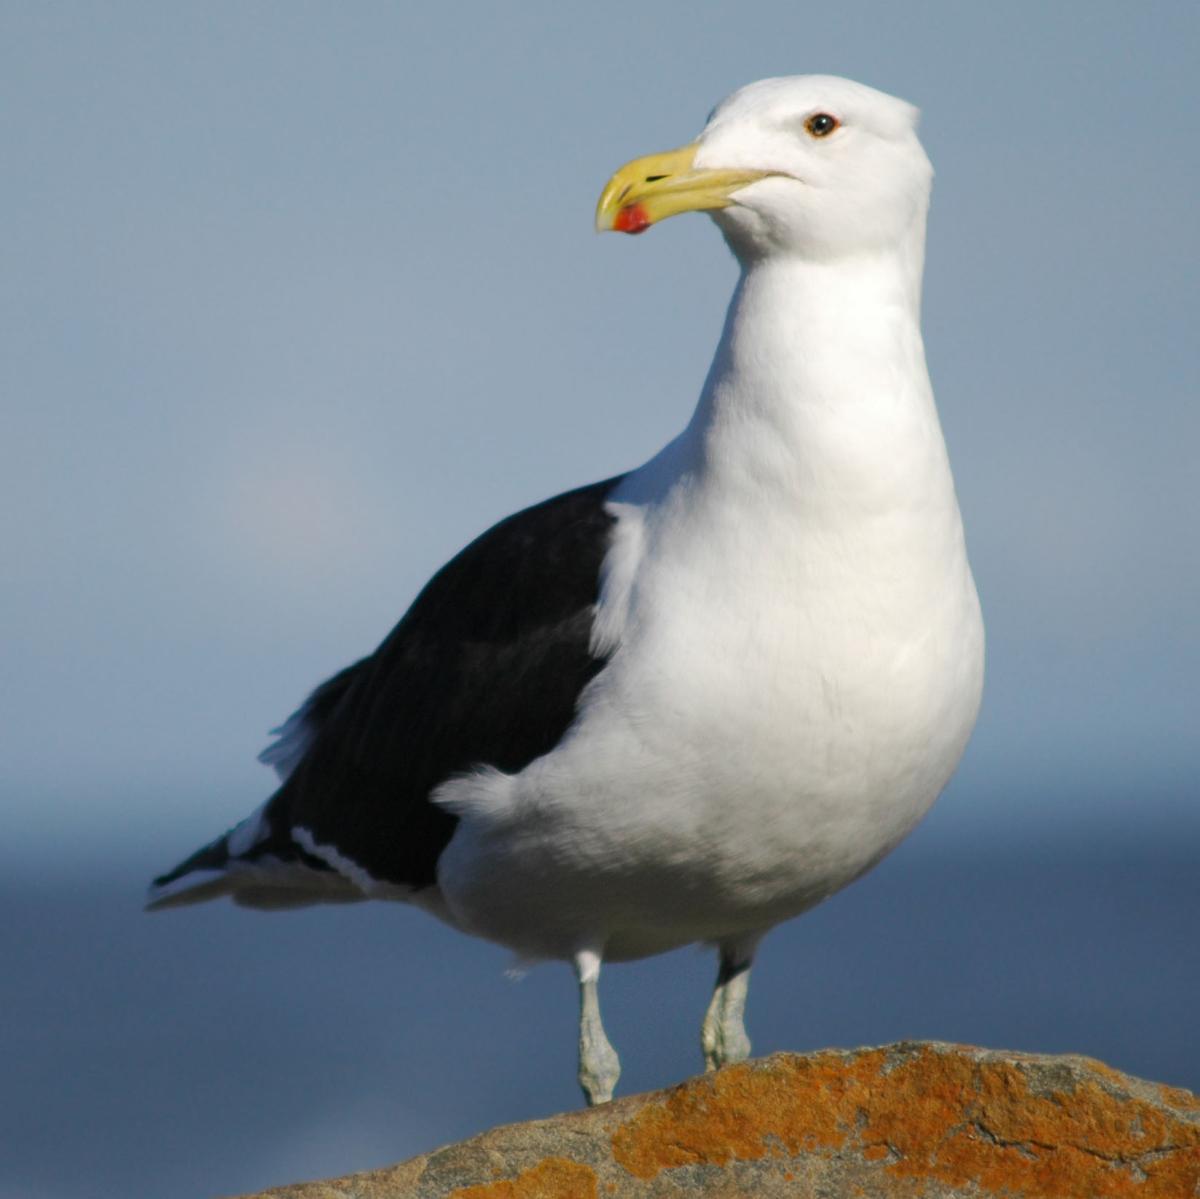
(675, 232, 950, 514)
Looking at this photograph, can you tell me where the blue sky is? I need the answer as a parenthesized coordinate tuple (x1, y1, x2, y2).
(3, 1, 1197, 859)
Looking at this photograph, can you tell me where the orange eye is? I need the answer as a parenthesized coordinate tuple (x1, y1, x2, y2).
(805, 113, 839, 138)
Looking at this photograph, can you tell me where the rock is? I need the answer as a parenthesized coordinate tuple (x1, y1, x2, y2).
(237, 1042, 1200, 1198)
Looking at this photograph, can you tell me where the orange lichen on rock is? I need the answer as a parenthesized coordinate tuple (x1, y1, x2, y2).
(1160, 1081, 1200, 1112)
(611, 1045, 1200, 1198)
(449, 1156, 598, 1199)
(237, 1044, 1199, 1199)
(610, 1048, 889, 1177)
(869, 1049, 1200, 1198)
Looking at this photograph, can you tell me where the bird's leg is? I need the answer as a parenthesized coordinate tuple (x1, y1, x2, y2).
(701, 942, 757, 1072)
(574, 949, 620, 1106)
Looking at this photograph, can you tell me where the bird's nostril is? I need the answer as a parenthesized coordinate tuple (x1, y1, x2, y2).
(645, 174, 666, 183)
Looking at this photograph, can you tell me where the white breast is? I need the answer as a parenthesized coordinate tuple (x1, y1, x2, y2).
(435, 448, 983, 961)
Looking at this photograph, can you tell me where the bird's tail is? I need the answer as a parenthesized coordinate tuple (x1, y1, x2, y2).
(146, 829, 241, 910)
(146, 803, 363, 912)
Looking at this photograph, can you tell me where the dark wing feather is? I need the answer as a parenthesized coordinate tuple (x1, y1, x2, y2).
(257, 475, 622, 889)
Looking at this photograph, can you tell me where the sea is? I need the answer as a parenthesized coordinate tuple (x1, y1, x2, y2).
(2, 825, 1196, 1199)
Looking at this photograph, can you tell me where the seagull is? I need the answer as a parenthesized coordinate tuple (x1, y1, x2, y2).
(149, 74, 984, 1106)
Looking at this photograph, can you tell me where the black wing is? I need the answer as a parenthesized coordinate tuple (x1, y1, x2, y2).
(251, 475, 623, 890)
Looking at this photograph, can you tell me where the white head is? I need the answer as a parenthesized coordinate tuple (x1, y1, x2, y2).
(597, 75, 932, 266)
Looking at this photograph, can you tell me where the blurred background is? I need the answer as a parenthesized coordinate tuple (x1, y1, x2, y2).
(2, 3, 1196, 1197)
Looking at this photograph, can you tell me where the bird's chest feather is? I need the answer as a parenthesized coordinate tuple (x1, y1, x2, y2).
(540, 501, 983, 884)
(438, 491, 982, 948)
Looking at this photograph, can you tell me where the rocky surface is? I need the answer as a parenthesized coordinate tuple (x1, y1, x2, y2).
(237, 1042, 1200, 1198)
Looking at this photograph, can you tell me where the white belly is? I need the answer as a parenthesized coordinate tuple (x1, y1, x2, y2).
(435, 491, 984, 963)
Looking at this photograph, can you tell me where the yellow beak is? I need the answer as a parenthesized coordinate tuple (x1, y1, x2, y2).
(595, 144, 777, 234)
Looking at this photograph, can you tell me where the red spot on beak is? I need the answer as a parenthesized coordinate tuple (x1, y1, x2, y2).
(614, 203, 651, 234)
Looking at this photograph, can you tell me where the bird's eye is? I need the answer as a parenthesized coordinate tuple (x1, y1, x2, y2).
(804, 113, 839, 138)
